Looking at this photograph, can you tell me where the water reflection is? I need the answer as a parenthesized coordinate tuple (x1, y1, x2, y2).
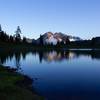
(41, 51, 77, 62)
(0, 50, 30, 70)
(38, 50, 100, 63)
(0, 49, 100, 69)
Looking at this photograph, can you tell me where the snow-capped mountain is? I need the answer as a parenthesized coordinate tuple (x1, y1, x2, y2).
(36, 32, 82, 45)
(44, 32, 57, 45)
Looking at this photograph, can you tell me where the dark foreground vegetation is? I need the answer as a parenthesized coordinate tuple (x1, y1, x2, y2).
(0, 39, 100, 51)
(0, 65, 43, 100)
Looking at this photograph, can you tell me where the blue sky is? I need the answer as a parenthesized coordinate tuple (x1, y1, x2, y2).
(0, 0, 100, 39)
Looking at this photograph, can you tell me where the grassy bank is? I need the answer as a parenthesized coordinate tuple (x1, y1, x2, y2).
(0, 65, 43, 100)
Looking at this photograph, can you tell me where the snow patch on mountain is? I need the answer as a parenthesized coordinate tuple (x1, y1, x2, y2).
(45, 35, 57, 45)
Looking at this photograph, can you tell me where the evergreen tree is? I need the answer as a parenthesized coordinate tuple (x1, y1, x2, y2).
(65, 37, 70, 45)
(14, 26, 22, 43)
(15, 26, 21, 34)
(15, 34, 21, 43)
(23, 37, 27, 43)
(9, 35, 14, 42)
(0, 24, 2, 32)
(40, 35, 43, 45)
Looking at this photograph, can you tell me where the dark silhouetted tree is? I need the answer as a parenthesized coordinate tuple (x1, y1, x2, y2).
(14, 26, 22, 43)
(9, 35, 14, 42)
(65, 37, 70, 45)
(0, 31, 9, 42)
(0, 24, 2, 32)
(40, 35, 43, 45)
(23, 37, 27, 43)
(15, 34, 21, 43)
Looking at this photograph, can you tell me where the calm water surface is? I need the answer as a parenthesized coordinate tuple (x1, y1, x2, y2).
(0, 50, 100, 100)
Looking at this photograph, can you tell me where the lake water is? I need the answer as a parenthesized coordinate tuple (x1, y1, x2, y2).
(0, 50, 100, 100)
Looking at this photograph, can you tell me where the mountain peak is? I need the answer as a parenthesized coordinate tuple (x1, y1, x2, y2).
(36, 32, 82, 45)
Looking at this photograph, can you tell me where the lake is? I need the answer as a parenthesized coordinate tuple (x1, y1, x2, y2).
(0, 50, 100, 100)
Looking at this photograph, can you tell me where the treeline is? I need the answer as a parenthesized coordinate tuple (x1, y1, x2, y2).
(0, 29, 27, 44)
(67, 38, 100, 48)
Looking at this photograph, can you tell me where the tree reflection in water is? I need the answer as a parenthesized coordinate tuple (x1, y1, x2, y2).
(0, 49, 100, 68)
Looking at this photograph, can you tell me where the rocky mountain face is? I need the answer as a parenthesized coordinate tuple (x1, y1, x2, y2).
(35, 32, 82, 45)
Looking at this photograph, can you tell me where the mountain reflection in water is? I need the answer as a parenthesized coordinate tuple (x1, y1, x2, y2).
(0, 50, 100, 69)
(39, 51, 77, 63)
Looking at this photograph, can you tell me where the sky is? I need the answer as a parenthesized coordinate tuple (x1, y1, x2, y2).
(0, 0, 100, 39)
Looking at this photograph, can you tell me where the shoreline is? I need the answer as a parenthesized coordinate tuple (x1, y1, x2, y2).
(0, 65, 43, 100)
